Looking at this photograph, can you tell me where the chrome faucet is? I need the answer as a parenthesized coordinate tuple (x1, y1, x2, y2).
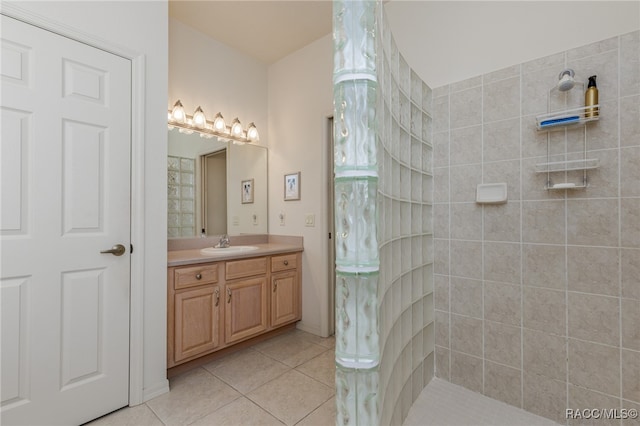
(217, 234, 230, 248)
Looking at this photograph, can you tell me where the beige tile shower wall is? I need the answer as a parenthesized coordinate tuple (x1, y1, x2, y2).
(377, 11, 435, 426)
(432, 31, 640, 425)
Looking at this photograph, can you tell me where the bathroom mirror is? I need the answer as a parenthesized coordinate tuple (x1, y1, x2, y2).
(168, 129, 268, 238)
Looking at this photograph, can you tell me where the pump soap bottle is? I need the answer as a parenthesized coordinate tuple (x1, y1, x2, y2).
(584, 75, 599, 118)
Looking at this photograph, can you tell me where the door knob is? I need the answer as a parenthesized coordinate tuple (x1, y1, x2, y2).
(100, 244, 126, 256)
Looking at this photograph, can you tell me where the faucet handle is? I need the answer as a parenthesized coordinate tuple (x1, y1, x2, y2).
(218, 234, 230, 248)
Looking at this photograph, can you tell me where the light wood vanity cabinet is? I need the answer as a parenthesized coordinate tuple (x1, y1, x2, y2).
(271, 254, 299, 327)
(174, 285, 221, 363)
(169, 263, 223, 364)
(167, 251, 301, 368)
(224, 257, 268, 344)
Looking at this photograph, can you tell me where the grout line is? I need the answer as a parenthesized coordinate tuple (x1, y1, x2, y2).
(143, 402, 166, 426)
(561, 50, 570, 426)
(243, 398, 286, 425)
(519, 62, 526, 411)
(618, 33, 624, 415)
(480, 74, 486, 397)
(293, 394, 336, 426)
(446, 88, 452, 383)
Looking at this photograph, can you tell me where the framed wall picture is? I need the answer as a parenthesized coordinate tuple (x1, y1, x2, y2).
(241, 178, 254, 204)
(284, 172, 301, 201)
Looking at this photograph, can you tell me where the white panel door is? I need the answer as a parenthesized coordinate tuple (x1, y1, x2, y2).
(0, 15, 131, 425)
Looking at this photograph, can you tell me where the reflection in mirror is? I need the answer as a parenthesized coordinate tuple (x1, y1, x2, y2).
(203, 150, 227, 234)
(168, 129, 268, 238)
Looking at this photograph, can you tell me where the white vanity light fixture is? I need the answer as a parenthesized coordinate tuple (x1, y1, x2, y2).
(230, 117, 244, 138)
(247, 122, 260, 142)
(170, 100, 186, 124)
(213, 113, 226, 132)
(192, 106, 207, 129)
(167, 99, 259, 144)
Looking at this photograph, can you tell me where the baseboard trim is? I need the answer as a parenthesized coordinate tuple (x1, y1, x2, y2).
(141, 380, 170, 403)
(296, 321, 325, 337)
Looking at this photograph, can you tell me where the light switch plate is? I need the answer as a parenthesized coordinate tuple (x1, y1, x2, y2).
(252, 214, 258, 225)
(305, 213, 315, 227)
(233, 216, 239, 226)
(279, 212, 285, 226)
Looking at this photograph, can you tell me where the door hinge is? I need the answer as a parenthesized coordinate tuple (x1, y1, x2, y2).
(329, 232, 332, 239)
(130, 244, 134, 254)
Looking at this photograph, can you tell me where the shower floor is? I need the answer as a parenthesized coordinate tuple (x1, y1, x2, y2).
(404, 378, 561, 426)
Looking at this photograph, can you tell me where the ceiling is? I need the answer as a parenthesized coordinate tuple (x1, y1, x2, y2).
(168, 0, 333, 64)
(169, 1, 640, 87)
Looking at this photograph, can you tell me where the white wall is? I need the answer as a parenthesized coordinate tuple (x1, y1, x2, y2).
(267, 34, 334, 337)
(169, 19, 268, 145)
(5, 0, 169, 401)
(386, 1, 640, 88)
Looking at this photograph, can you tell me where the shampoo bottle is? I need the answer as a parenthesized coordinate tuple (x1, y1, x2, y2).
(584, 75, 599, 118)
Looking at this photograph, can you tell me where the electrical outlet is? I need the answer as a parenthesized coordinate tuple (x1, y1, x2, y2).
(279, 212, 285, 226)
(305, 213, 315, 227)
(233, 216, 239, 226)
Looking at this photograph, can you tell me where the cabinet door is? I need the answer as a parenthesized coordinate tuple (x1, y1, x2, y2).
(225, 277, 267, 344)
(174, 285, 221, 362)
(271, 271, 298, 327)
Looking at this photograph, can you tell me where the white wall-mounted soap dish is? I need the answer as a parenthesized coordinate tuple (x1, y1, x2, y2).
(476, 183, 507, 204)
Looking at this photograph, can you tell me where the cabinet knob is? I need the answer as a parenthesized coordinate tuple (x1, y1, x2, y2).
(284, 260, 289, 266)
(195, 273, 202, 280)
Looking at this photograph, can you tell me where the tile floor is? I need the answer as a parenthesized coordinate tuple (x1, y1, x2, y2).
(89, 329, 336, 426)
(90, 330, 561, 426)
(404, 378, 561, 426)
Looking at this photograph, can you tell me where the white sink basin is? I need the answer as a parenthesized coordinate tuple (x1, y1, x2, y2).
(200, 246, 259, 255)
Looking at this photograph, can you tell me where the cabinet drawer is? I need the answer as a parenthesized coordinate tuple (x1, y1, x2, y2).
(174, 264, 218, 290)
(271, 254, 297, 273)
(226, 257, 267, 280)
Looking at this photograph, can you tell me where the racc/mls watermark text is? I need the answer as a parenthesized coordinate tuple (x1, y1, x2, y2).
(566, 408, 638, 420)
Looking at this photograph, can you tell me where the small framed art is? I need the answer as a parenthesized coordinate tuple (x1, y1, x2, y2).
(284, 172, 301, 201)
(241, 179, 254, 204)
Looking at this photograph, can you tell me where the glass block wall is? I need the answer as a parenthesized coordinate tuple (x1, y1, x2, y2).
(167, 155, 195, 237)
(333, 1, 434, 425)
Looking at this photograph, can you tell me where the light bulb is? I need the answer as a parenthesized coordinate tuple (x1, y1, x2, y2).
(213, 113, 226, 132)
(231, 118, 243, 138)
(247, 122, 259, 142)
(171, 100, 186, 124)
(193, 106, 207, 129)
